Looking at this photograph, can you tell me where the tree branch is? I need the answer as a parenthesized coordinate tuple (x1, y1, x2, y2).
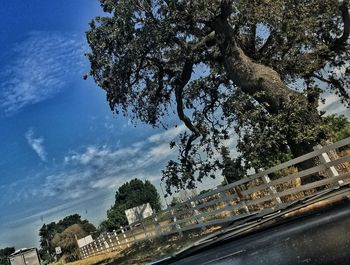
(173, 60, 203, 162)
(220, 0, 234, 19)
(334, 0, 350, 49)
(312, 73, 350, 101)
(190, 31, 216, 51)
(258, 30, 275, 55)
(174, 60, 201, 136)
(311, 73, 332, 84)
(249, 23, 257, 54)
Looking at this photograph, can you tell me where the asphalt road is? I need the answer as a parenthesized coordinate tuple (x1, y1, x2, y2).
(164, 202, 350, 265)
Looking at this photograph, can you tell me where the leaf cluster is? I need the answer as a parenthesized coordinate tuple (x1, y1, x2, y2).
(325, 114, 350, 142)
(0, 247, 15, 265)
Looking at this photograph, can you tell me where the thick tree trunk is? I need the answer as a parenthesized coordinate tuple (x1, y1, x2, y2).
(213, 16, 326, 172)
(213, 16, 295, 113)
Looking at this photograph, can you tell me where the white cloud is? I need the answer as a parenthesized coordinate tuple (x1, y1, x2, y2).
(64, 145, 141, 166)
(37, 127, 187, 200)
(0, 123, 222, 226)
(148, 124, 186, 142)
(332, 61, 350, 78)
(0, 128, 182, 205)
(148, 143, 173, 157)
(25, 128, 47, 161)
(11, 123, 236, 205)
(0, 124, 227, 248)
(319, 93, 350, 117)
(0, 31, 85, 116)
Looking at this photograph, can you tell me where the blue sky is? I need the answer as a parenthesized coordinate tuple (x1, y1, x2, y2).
(0, 0, 348, 249)
(0, 0, 203, 248)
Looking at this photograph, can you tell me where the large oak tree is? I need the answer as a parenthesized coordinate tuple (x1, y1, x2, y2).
(86, 0, 350, 193)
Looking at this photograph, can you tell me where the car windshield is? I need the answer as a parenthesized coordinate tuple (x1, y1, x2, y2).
(1, 1, 350, 265)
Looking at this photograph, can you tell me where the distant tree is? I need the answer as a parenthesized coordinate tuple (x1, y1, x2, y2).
(55, 214, 83, 233)
(99, 206, 127, 232)
(39, 222, 57, 258)
(38, 214, 96, 261)
(199, 189, 213, 195)
(220, 146, 246, 183)
(86, 0, 350, 194)
(115, 179, 162, 211)
(0, 247, 15, 265)
(100, 178, 161, 232)
(170, 196, 181, 207)
(80, 220, 97, 235)
(325, 114, 350, 142)
(51, 224, 87, 262)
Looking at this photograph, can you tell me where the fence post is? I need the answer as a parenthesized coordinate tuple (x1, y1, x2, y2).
(91, 243, 94, 255)
(98, 238, 102, 253)
(83, 245, 87, 258)
(140, 219, 148, 239)
(107, 233, 114, 251)
(130, 225, 137, 242)
(154, 216, 163, 236)
(82, 246, 86, 259)
(261, 174, 282, 205)
(313, 144, 343, 186)
(220, 190, 236, 216)
(87, 244, 92, 257)
(121, 226, 130, 248)
(93, 241, 96, 253)
(114, 230, 121, 250)
(79, 247, 84, 259)
(81, 246, 85, 259)
(83, 246, 87, 258)
(103, 234, 110, 252)
(170, 209, 183, 237)
(234, 187, 250, 214)
(96, 238, 100, 253)
(190, 200, 205, 224)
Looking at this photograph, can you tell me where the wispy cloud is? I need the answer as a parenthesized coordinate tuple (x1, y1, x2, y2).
(0, 31, 85, 116)
(1, 126, 186, 206)
(147, 125, 186, 142)
(319, 93, 349, 117)
(0, 126, 225, 248)
(25, 128, 47, 161)
(2, 123, 236, 209)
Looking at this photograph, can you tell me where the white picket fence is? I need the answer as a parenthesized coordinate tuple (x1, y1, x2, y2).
(79, 137, 350, 259)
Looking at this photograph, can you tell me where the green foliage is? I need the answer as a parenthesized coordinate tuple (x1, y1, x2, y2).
(0, 247, 15, 265)
(99, 206, 127, 232)
(39, 222, 57, 258)
(115, 179, 161, 210)
(199, 189, 213, 195)
(324, 114, 350, 142)
(224, 93, 305, 171)
(100, 178, 161, 232)
(220, 146, 246, 183)
(38, 249, 54, 264)
(86, 0, 350, 193)
(170, 196, 181, 207)
(38, 214, 96, 262)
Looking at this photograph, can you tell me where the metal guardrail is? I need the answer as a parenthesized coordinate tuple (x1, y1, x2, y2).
(79, 137, 350, 259)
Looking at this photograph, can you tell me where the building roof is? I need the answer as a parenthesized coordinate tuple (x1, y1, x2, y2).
(9, 248, 37, 257)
